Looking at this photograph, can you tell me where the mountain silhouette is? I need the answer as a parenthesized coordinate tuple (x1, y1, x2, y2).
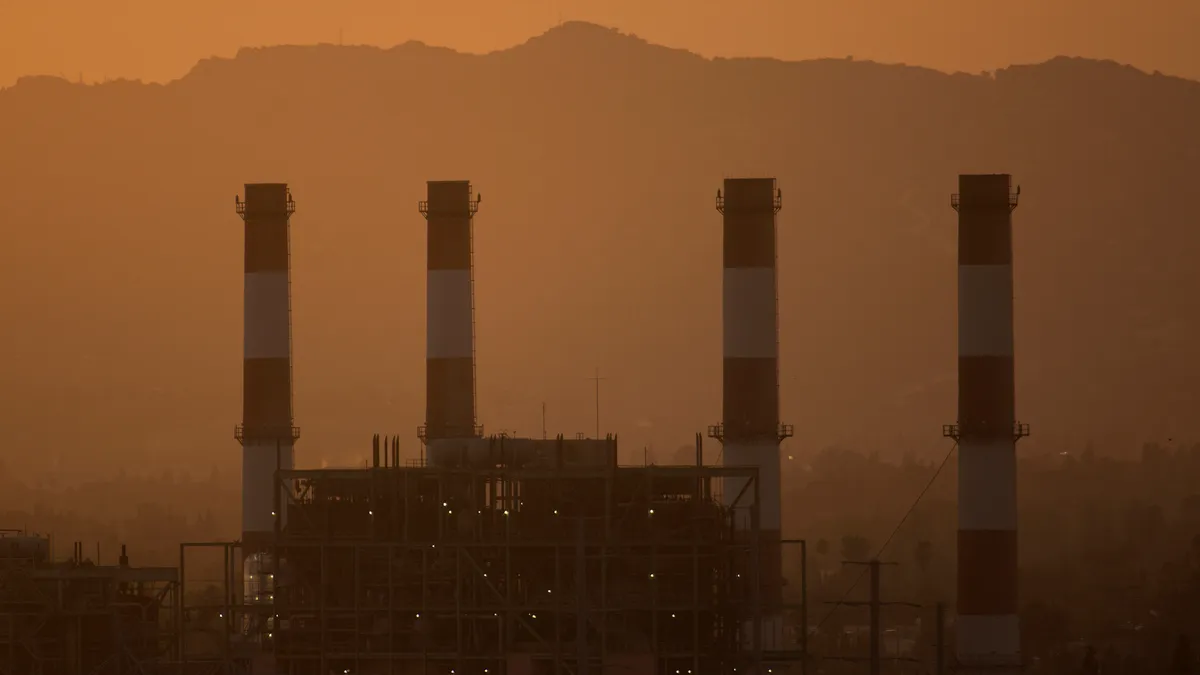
(1, 22, 1197, 477)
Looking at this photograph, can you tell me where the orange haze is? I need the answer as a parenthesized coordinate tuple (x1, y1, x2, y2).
(3, 0, 1200, 88)
(1, 5, 1200, 483)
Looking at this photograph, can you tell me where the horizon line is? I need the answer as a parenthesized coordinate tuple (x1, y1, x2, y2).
(4, 19, 1194, 91)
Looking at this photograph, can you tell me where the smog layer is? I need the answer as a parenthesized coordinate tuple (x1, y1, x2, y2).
(2, 21, 1198, 475)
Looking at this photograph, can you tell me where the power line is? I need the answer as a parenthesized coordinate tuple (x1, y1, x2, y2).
(813, 440, 959, 632)
(826, 559, 921, 675)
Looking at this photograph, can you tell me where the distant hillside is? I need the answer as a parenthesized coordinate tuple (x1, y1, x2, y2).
(1, 22, 1198, 478)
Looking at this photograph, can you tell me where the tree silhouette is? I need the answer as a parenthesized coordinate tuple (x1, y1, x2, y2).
(1173, 634, 1194, 674)
(1081, 646, 1099, 675)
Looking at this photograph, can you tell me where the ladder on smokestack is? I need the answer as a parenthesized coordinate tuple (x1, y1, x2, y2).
(469, 190, 478, 434)
(774, 188, 782, 422)
(288, 221, 295, 421)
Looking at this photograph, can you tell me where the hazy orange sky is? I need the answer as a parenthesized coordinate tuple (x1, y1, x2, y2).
(2, 0, 1198, 88)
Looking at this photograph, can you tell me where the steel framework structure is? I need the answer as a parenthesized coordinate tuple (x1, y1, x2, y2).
(0, 544, 180, 675)
(177, 541, 265, 675)
(268, 459, 768, 675)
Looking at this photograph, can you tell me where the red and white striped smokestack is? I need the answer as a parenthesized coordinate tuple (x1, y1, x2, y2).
(948, 173, 1025, 673)
(711, 177, 791, 650)
(235, 183, 298, 551)
(419, 181, 482, 444)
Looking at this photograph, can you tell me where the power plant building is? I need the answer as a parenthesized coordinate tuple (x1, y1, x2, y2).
(0, 535, 179, 675)
(258, 180, 777, 675)
(0, 168, 1042, 675)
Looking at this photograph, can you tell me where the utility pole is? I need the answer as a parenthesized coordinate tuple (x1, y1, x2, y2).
(935, 602, 945, 675)
(576, 518, 587, 675)
(801, 539, 808, 675)
(587, 368, 606, 439)
(866, 560, 885, 675)
(783, 538, 811, 675)
(826, 559, 921, 675)
(542, 402, 547, 440)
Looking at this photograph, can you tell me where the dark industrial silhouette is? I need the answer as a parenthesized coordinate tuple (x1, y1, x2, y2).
(251, 179, 775, 675)
(0, 18, 1198, 675)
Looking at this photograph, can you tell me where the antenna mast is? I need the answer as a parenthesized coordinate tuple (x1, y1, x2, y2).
(587, 368, 606, 439)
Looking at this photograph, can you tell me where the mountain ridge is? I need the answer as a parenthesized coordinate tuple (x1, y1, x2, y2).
(7, 22, 1198, 95)
(0, 20, 1197, 477)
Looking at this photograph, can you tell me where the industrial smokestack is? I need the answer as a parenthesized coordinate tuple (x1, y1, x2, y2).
(419, 181, 482, 444)
(235, 183, 298, 551)
(947, 174, 1025, 672)
(711, 178, 790, 650)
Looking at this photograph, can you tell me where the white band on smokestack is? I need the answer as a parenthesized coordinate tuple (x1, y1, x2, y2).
(237, 183, 298, 547)
(244, 273, 290, 359)
(952, 173, 1021, 671)
(421, 180, 481, 442)
(427, 270, 473, 360)
(723, 268, 778, 359)
(243, 445, 294, 535)
(715, 177, 786, 650)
